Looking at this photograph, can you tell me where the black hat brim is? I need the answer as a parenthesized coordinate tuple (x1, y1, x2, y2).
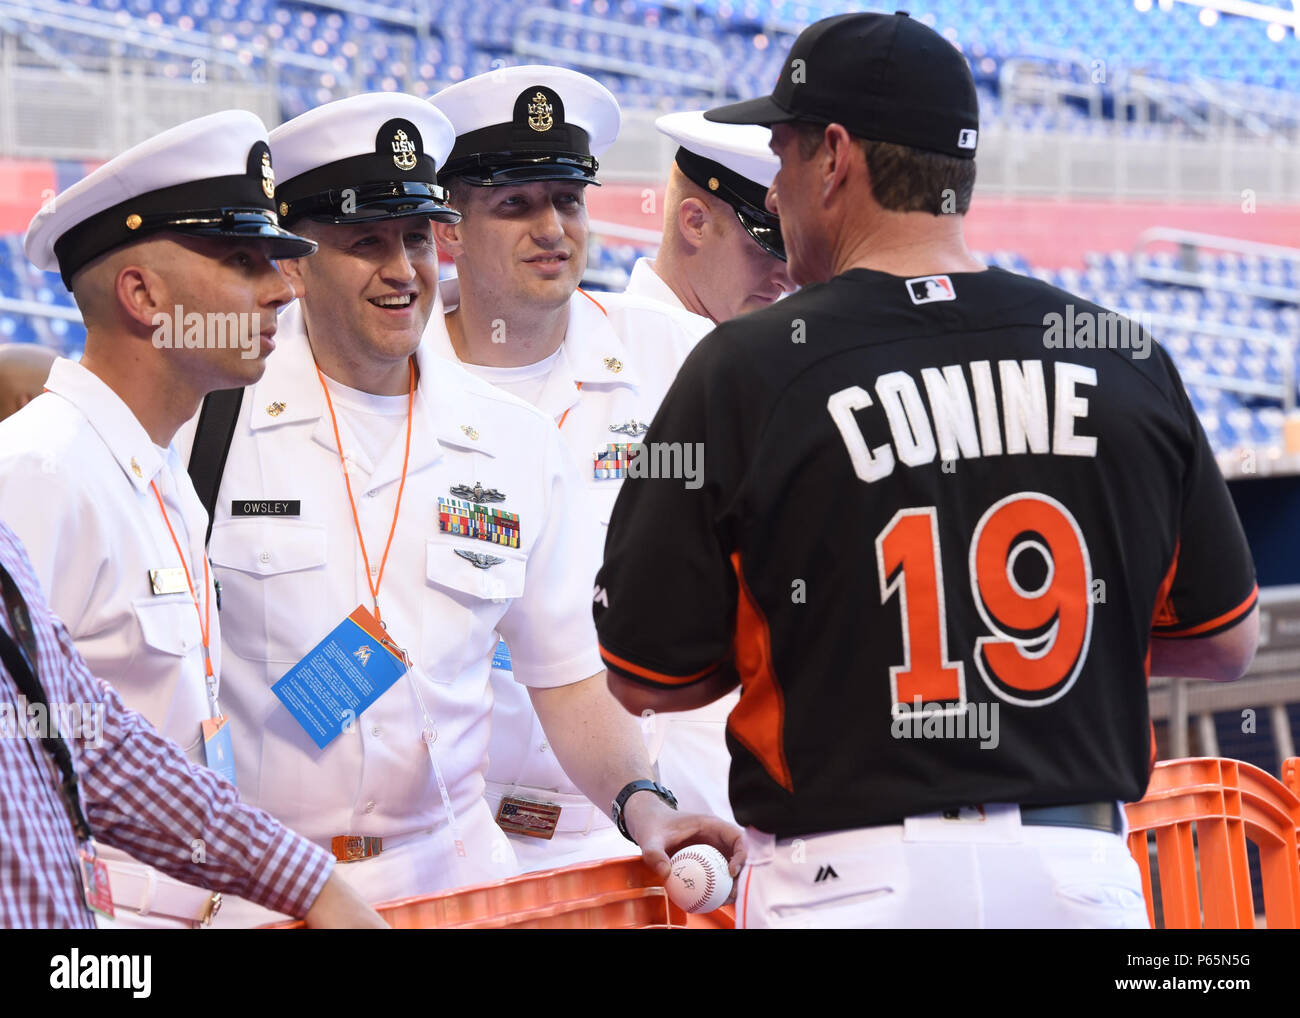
(177, 214, 317, 260)
(704, 94, 800, 127)
(298, 195, 462, 226)
(735, 208, 786, 262)
(441, 162, 600, 188)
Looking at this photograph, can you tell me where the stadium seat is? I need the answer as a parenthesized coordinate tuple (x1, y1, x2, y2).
(1125, 757, 1300, 929)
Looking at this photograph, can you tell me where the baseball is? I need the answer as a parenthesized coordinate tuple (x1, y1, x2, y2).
(665, 844, 733, 914)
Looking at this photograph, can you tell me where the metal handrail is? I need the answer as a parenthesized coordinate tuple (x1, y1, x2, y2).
(1136, 227, 1300, 262)
(0, 296, 82, 322)
(7, 0, 343, 79)
(512, 8, 726, 99)
(285, 0, 432, 30)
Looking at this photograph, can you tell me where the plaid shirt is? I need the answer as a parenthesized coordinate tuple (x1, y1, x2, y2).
(0, 522, 333, 928)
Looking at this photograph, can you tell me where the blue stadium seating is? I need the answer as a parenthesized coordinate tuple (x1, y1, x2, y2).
(14, 0, 1299, 128)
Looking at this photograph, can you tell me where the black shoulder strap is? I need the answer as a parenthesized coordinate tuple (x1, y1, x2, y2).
(0, 563, 93, 842)
(187, 387, 245, 547)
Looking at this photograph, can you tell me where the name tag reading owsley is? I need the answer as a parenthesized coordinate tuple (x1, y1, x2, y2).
(271, 606, 406, 750)
(230, 500, 301, 517)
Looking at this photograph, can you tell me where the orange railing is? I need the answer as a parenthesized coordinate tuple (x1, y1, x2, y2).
(1124, 756, 1300, 929)
(264, 756, 1300, 930)
(266, 855, 736, 929)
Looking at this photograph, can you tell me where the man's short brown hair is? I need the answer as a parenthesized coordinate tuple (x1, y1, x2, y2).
(793, 123, 975, 215)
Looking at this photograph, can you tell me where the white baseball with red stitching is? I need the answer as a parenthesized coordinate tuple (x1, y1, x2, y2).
(666, 845, 732, 913)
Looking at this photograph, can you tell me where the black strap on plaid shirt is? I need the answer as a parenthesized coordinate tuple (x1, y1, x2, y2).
(0, 561, 94, 843)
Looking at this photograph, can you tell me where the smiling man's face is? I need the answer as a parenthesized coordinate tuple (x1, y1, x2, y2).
(437, 179, 589, 315)
(282, 216, 438, 375)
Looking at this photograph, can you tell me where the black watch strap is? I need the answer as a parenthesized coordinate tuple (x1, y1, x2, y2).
(611, 780, 678, 844)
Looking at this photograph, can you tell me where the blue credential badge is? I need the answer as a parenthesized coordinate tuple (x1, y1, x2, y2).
(201, 716, 237, 787)
(272, 605, 407, 750)
(491, 638, 512, 672)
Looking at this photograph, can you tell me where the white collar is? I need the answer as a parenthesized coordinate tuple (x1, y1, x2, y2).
(248, 301, 503, 478)
(432, 277, 642, 418)
(43, 358, 166, 492)
(625, 258, 714, 336)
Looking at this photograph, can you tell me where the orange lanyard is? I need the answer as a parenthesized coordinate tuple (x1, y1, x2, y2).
(556, 288, 607, 430)
(315, 359, 415, 627)
(148, 480, 216, 697)
(557, 382, 582, 430)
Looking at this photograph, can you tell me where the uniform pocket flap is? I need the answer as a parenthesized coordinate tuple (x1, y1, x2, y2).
(208, 519, 328, 576)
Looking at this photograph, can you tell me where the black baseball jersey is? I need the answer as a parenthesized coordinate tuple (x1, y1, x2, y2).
(594, 267, 1257, 838)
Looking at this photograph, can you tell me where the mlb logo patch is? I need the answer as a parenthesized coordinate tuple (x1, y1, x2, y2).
(957, 128, 977, 150)
(906, 274, 956, 305)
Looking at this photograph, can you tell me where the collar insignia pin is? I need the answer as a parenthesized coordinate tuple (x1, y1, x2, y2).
(266, 401, 286, 417)
(603, 357, 623, 374)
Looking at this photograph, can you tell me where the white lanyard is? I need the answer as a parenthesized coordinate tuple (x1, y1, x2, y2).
(400, 648, 466, 859)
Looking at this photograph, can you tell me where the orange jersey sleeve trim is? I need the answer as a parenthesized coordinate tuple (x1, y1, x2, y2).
(726, 551, 794, 794)
(1151, 541, 1181, 631)
(1153, 584, 1258, 639)
(598, 644, 723, 687)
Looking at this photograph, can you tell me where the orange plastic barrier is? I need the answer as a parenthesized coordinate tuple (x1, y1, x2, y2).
(264, 856, 738, 929)
(1124, 756, 1300, 929)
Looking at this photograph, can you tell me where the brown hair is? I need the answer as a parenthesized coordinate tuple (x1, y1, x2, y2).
(794, 123, 975, 215)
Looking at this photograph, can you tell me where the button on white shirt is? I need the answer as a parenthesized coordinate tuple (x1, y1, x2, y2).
(203, 302, 603, 871)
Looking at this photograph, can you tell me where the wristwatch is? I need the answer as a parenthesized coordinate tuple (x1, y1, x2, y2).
(611, 780, 678, 844)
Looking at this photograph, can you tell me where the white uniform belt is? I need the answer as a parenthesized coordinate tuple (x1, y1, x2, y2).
(102, 859, 222, 925)
(484, 781, 613, 835)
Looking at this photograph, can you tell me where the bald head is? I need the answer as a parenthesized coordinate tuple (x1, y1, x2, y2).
(653, 163, 792, 324)
(0, 343, 58, 422)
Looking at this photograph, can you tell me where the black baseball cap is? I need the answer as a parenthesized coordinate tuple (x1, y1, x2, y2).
(705, 11, 980, 160)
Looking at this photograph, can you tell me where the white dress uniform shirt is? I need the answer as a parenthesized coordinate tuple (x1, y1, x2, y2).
(0, 357, 223, 927)
(623, 257, 712, 340)
(436, 277, 736, 869)
(201, 301, 604, 925)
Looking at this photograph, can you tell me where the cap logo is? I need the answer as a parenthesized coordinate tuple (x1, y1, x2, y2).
(957, 129, 977, 150)
(125, 213, 142, 231)
(527, 92, 554, 132)
(392, 128, 418, 171)
(261, 151, 275, 199)
(707, 177, 720, 191)
(906, 274, 956, 305)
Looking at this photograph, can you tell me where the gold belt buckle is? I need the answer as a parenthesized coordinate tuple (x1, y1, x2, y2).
(331, 835, 383, 862)
(197, 893, 222, 927)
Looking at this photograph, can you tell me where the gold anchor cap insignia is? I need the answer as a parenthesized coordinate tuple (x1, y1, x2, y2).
(392, 128, 418, 171)
(527, 92, 554, 132)
(261, 151, 275, 199)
